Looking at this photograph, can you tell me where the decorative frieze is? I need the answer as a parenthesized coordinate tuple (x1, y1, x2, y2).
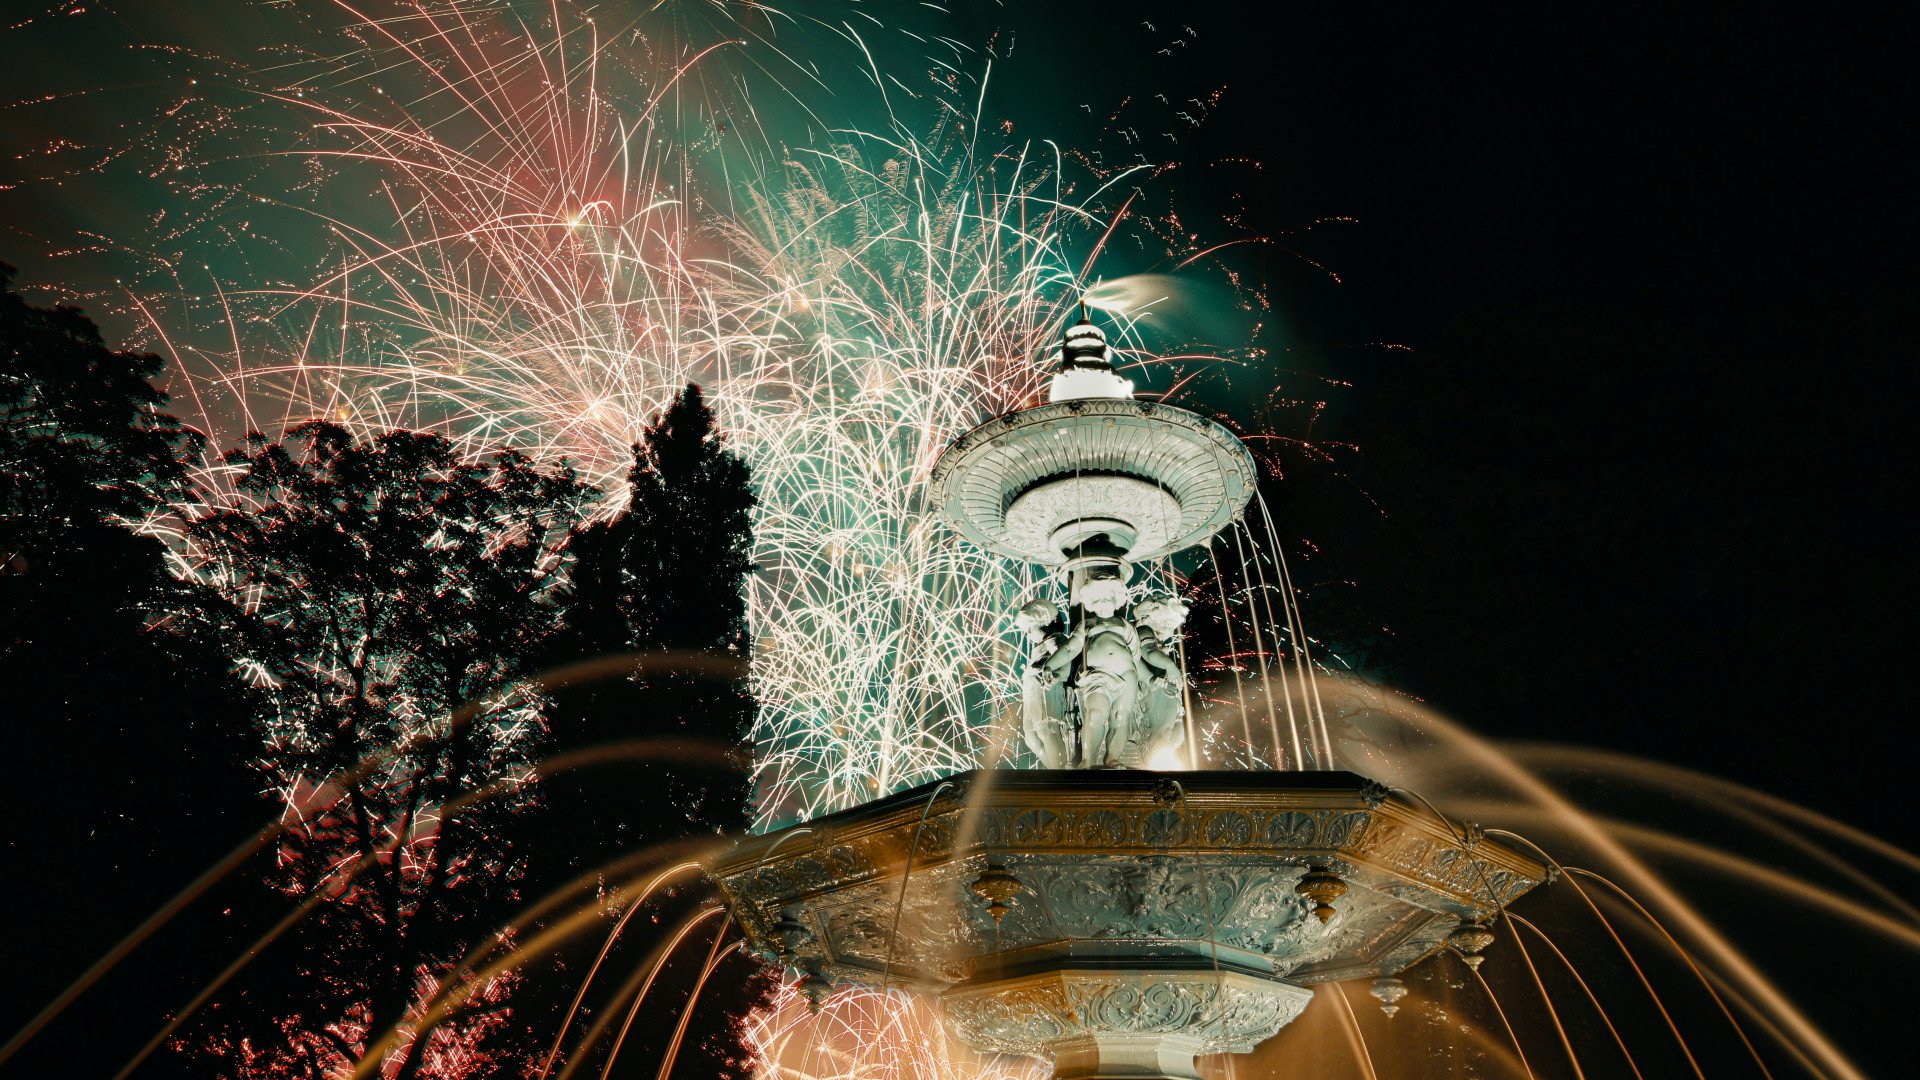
(944, 970, 1313, 1056)
(710, 771, 1548, 1076)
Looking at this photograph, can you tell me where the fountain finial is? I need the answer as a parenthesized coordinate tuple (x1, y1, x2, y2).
(1048, 308, 1134, 402)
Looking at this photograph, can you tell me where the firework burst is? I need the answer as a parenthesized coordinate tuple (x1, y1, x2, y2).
(747, 984, 1047, 1080)
(51, 0, 1320, 830)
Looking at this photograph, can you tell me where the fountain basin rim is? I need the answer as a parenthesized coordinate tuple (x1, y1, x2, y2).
(710, 769, 1548, 918)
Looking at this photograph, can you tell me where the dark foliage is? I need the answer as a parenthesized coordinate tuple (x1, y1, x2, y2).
(527, 384, 771, 1079)
(544, 384, 757, 837)
(0, 264, 258, 1077)
(562, 385, 757, 659)
(184, 423, 596, 1078)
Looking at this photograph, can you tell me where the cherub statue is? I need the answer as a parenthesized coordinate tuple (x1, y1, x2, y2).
(1016, 598, 1071, 768)
(1131, 595, 1190, 765)
(1039, 569, 1143, 768)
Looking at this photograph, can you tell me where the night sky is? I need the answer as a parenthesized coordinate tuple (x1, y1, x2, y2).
(1101, 4, 1916, 836)
(3, 2, 1914, 1076)
(1212, 6, 1915, 836)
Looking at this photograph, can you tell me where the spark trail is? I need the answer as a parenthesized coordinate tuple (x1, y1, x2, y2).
(47, 1, 1305, 829)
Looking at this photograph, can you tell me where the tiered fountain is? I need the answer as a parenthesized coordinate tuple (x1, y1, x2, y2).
(712, 314, 1548, 1079)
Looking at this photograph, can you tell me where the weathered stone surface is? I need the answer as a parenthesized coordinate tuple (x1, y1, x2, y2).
(927, 399, 1257, 565)
(711, 770, 1547, 1077)
(944, 968, 1313, 1079)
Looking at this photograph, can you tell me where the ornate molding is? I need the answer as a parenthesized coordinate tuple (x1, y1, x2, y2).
(717, 773, 1543, 924)
(927, 400, 1257, 565)
(711, 771, 1548, 1075)
(943, 968, 1312, 1061)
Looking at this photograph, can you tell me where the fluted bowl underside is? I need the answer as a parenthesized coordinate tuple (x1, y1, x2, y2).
(1003, 474, 1184, 561)
(943, 966, 1314, 1079)
(927, 400, 1257, 564)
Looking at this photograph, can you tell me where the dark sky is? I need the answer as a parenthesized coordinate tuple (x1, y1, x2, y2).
(1155, 4, 1917, 836)
(1163, 6, 1912, 330)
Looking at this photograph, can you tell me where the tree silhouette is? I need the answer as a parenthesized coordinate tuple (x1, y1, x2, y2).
(8, 297, 768, 1078)
(531, 384, 768, 1078)
(546, 384, 757, 837)
(0, 263, 257, 1077)
(187, 422, 595, 1079)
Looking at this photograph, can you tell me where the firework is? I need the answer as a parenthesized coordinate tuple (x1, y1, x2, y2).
(747, 984, 1046, 1080)
(38, 0, 1333, 831)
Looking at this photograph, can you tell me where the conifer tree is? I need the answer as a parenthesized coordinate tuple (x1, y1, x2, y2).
(545, 383, 757, 840)
(532, 384, 768, 1079)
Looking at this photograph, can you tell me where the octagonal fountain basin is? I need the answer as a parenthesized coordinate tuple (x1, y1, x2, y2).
(710, 770, 1548, 1079)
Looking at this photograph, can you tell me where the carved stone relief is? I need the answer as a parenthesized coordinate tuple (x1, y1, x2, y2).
(944, 969, 1313, 1060)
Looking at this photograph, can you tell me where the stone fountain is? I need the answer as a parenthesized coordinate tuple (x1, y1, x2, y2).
(711, 314, 1548, 1079)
